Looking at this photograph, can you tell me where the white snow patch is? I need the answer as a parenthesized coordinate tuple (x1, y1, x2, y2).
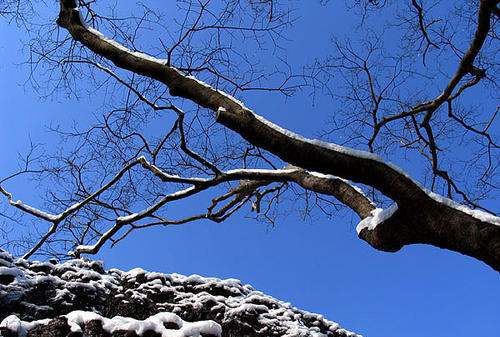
(61, 310, 221, 337)
(0, 256, 361, 337)
(0, 315, 50, 337)
(356, 204, 399, 234)
(251, 112, 381, 161)
(424, 189, 500, 226)
(116, 213, 139, 222)
(0, 250, 13, 263)
(126, 267, 147, 279)
(76, 8, 168, 66)
(8, 200, 59, 222)
(0, 266, 26, 283)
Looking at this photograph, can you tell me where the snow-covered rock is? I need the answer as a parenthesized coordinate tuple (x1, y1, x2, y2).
(0, 248, 360, 337)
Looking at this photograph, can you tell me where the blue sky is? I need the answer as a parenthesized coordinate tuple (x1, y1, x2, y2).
(0, 1, 499, 337)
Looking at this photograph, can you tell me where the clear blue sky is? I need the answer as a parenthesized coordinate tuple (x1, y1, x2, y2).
(0, 2, 499, 337)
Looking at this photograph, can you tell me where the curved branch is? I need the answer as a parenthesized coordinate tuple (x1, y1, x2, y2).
(75, 161, 375, 255)
(57, 0, 500, 270)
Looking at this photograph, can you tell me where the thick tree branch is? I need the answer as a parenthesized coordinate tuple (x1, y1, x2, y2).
(57, 0, 424, 203)
(56, 0, 500, 270)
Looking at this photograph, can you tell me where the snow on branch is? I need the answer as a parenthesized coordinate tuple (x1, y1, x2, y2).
(74, 159, 374, 255)
(54, 0, 500, 270)
(0, 159, 143, 258)
(356, 205, 399, 234)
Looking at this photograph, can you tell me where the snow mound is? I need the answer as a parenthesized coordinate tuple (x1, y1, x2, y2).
(0, 249, 360, 337)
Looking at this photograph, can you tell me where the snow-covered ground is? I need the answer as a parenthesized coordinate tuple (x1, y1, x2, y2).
(0, 249, 360, 337)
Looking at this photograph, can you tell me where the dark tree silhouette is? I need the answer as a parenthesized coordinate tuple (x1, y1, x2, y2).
(0, 0, 499, 270)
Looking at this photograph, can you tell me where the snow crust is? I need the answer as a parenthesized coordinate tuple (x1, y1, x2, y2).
(2, 311, 220, 337)
(0, 315, 50, 337)
(0, 249, 360, 337)
(0, 266, 26, 283)
(62, 310, 221, 337)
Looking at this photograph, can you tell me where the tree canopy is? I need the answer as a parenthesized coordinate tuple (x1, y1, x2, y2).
(0, 0, 499, 270)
